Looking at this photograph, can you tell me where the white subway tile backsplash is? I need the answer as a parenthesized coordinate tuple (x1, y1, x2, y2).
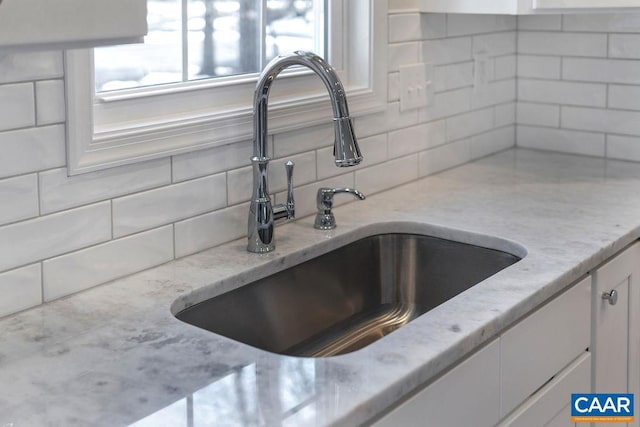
(0, 83, 35, 131)
(35, 80, 65, 125)
(471, 126, 515, 159)
(518, 79, 606, 107)
(419, 138, 471, 177)
(388, 42, 421, 72)
(273, 123, 333, 158)
(0, 264, 41, 318)
(423, 37, 473, 66)
(113, 174, 226, 237)
(175, 203, 247, 258)
(434, 62, 474, 92)
(473, 79, 516, 108)
(389, 121, 446, 159)
(447, 108, 495, 141)
(447, 14, 516, 37)
(562, 106, 640, 137)
(420, 87, 472, 122)
(40, 159, 171, 214)
(388, 72, 401, 102)
(355, 154, 419, 195)
(495, 55, 517, 81)
(563, 58, 640, 85)
(473, 32, 517, 57)
(43, 226, 174, 301)
(421, 13, 447, 40)
(495, 102, 516, 127)
(389, 0, 421, 13)
(517, 56, 561, 80)
(389, 13, 422, 43)
(517, 103, 560, 128)
(0, 175, 38, 226)
(42, 226, 173, 301)
(0, 51, 63, 84)
(563, 14, 640, 33)
(172, 140, 253, 183)
(518, 32, 607, 57)
(517, 15, 562, 31)
(608, 85, 640, 111)
(356, 102, 419, 138)
(317, 134, 388, 180)
(0, 202, 111, 272)
(517, 125, 606, 157)
(607, 135, 640, 162)
(516, 15, 640, 163)
(226, 166, 253, 205)
(609, 34, 640, 59)
(0, 125, 66, 178)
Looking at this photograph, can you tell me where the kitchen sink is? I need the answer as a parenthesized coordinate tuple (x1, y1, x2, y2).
(175, 233, 521, 357)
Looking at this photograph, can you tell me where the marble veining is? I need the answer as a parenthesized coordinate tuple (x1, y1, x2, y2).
(3, 149, 640, 426)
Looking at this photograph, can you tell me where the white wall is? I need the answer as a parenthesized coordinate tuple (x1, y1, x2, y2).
(0, 8, 518, 317)
(517, 13, 640, 159)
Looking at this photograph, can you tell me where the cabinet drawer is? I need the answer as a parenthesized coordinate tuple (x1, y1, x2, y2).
(498, 352, 591, 426)
(372, 339, 500, 427)
(500, 276, 591, 416)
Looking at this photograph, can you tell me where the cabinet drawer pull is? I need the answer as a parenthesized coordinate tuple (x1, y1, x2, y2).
(602, 289, 618, 306)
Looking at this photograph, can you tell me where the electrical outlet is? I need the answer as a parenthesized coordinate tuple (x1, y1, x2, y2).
(399, 63, 432, 112)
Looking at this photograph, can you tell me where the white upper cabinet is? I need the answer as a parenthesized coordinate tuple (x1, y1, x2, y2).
(534, 0, 640, 10)
(0, 0, 147, 50)
(420, 0, 640, 14)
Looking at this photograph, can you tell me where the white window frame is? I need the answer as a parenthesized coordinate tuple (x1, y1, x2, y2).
(64, 0, 387, 175)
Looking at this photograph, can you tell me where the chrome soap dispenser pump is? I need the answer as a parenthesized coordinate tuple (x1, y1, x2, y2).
(247, 51, 363, 253)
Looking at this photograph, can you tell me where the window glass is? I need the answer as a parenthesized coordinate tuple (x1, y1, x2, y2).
(94, 0, 325, 93)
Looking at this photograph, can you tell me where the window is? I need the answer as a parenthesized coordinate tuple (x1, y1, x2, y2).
(65, 1, 386, 175)
(95, 0, 327, 92)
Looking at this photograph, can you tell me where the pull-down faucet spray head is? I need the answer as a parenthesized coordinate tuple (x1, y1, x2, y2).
(334, 116, 362, 167)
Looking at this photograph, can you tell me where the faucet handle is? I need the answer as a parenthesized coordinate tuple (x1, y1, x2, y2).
(314, 187, 365, 230)
(273, 161, 295, 221)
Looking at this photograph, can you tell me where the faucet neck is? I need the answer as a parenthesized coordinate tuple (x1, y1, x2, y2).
(253, 51, 351, 158)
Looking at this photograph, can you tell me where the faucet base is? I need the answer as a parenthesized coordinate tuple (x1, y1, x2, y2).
(247, 242, 275, 253)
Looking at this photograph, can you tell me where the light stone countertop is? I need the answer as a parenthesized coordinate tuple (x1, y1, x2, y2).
(3, 148, 640, 427)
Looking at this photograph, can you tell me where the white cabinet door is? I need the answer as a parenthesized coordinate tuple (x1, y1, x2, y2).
(372, 339, 501, 427)
(0, 0, 147, 50)
(498, 351, 590, 427)
(500, 276, 591, 417)
(592, 242, 640, 427)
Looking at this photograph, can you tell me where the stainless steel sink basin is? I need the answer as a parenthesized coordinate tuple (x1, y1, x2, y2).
(175, 233, 521, 357)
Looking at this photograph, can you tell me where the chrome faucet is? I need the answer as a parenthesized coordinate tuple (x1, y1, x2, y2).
(247, 51, 363, 253)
